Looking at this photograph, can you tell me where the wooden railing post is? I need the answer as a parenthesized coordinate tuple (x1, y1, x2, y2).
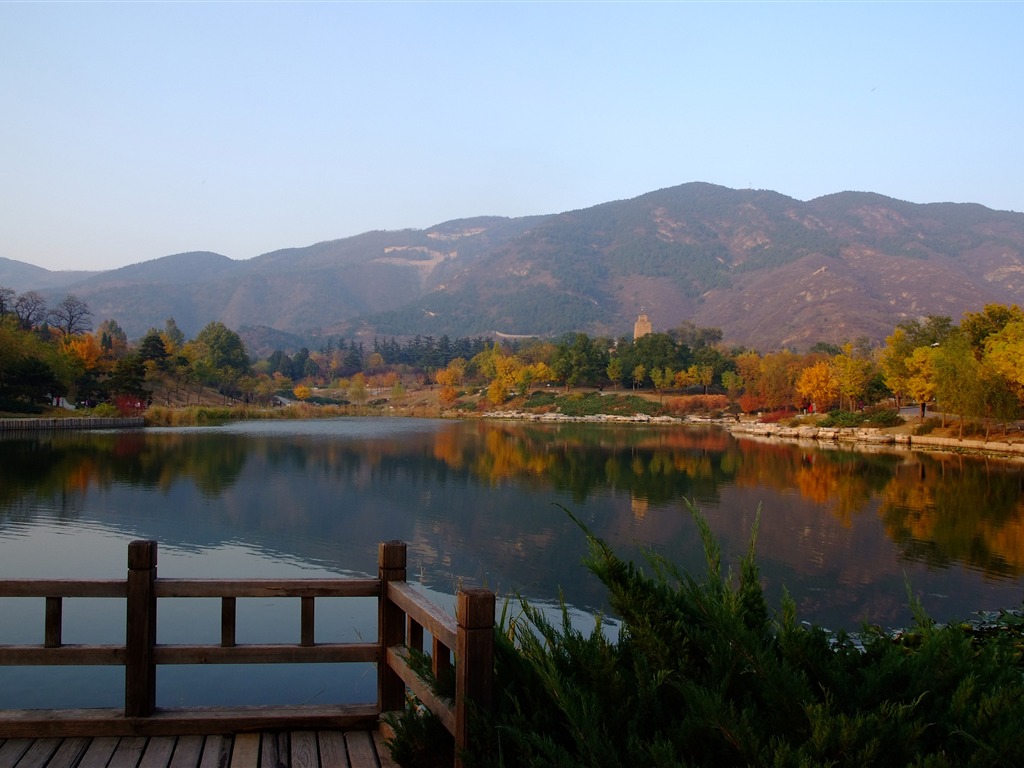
(454, 588, 494, 767)
(125, 540, 157, 717)
(44, 597, 63, 648)
(378, 540, 407, 714)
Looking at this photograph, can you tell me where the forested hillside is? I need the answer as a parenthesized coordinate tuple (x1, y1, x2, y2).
(3, 184, 1022, 350)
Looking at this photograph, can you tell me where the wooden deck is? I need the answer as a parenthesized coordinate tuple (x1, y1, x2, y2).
(0, 730, 398, 768)
(1, 540, 493, 768)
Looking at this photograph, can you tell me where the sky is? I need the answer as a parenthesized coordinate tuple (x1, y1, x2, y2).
(1, 2, 1021, 273)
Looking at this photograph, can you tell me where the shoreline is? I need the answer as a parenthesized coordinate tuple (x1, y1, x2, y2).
(6, 407, 1024, 460)
(481, 409, 1024, 458)
(0, 416, 146, 432)
(723, 419, 1024, 458)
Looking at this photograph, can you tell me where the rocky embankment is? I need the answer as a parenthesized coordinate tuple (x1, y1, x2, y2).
(482, 411, 683, 424)
(482, 410, 1024, 457)
(725, 421, 1024, 456)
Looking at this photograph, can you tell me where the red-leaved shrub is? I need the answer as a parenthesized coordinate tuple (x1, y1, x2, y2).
(666, 395, 730, 415)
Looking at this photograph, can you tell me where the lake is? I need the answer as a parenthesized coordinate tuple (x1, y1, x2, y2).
(2, 417, 1023, 708)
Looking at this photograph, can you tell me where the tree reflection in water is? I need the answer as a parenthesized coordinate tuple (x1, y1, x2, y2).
(2, 419, 1024, 632)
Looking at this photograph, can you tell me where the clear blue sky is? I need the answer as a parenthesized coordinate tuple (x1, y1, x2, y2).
(2, 2, 1021, 272)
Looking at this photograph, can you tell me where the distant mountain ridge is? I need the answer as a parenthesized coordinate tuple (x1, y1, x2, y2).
(3, 183, 1023, 351)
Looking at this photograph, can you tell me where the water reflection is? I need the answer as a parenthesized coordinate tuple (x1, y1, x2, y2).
(2, 419, 1023, 629)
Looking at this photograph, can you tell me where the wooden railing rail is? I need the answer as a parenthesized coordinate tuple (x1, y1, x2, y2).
(377, 541, 494, 768)
(0, 539, 496, 767)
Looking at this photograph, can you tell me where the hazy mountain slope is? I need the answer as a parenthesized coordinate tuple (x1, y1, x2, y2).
(4, 184, 1023, 348)
(0, 257, 96, 291)
(361, 184, 1024, 347)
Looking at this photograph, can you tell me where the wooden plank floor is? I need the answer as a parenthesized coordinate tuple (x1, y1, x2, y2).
(0, 731, 399, 768)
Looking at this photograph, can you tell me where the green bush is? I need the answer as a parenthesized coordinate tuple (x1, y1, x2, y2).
(863, 409, 903, 428)
(88, 402, 120, 418)
(524, 390, 559, 408)
(556, 392, 663, 418)
(819, 409, 865, 427)
(389, 505, 1024, 768)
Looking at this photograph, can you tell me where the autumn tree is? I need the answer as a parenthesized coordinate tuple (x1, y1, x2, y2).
(734, 351, 763, 412)
(693, 364, 715, 394)
(516, 361, 554, 394)
(985, 320, 1024, 404)
(434, 358, 466, 406)
(64, 333, 105, 374)
(488, 354, 525, 404)
(879, 328, 914, 408)
(721, 370, 744, 403)
(606, 357, 623, 390)
(470, 342, 504, 382)
(831, 343, 874, 411)
(796, 360, 839, 412)
(960, 304, 1024, 351)
(650, 367, 674, 402)
(674, 366, 697, 391)
(757, 351, 801, 411)
(347, 372, 368, 404)
(631, 364, 646, 391)
(933, 332, 984, 438)
(975, 359, 1020, 437)
(905, 346, 938, 420)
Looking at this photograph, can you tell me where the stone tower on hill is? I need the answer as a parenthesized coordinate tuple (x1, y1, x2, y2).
(633, 313, 652, 340)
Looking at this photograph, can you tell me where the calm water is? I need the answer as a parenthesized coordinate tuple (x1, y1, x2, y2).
(2, 418, 1024, 708)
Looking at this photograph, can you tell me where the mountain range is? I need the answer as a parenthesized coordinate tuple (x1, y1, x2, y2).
(3, 182, 1023, 353)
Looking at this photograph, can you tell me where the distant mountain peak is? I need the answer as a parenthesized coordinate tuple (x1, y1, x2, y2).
(3, 183, 1022, 349)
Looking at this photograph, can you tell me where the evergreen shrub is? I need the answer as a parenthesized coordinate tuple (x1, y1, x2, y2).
(863, 409, 903, 428)
(388, 505, 1024, 768)
(524, 390, 559, 408)
(819, 409, 865, 427)
(556, 393, 663, 418)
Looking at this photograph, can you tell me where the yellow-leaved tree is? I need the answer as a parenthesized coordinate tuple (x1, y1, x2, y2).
(985, 320, 1024, 405)
(879, 328, 913, 409)
(830, 343, 874, 412)
(796, 360, 839, 413)
(905, 346, 937, 420)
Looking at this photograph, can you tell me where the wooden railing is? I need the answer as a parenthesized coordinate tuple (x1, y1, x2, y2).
(0, 540, 494, 767)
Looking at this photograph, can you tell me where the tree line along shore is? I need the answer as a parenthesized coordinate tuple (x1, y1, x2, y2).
(3, 286, 1024, 446)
